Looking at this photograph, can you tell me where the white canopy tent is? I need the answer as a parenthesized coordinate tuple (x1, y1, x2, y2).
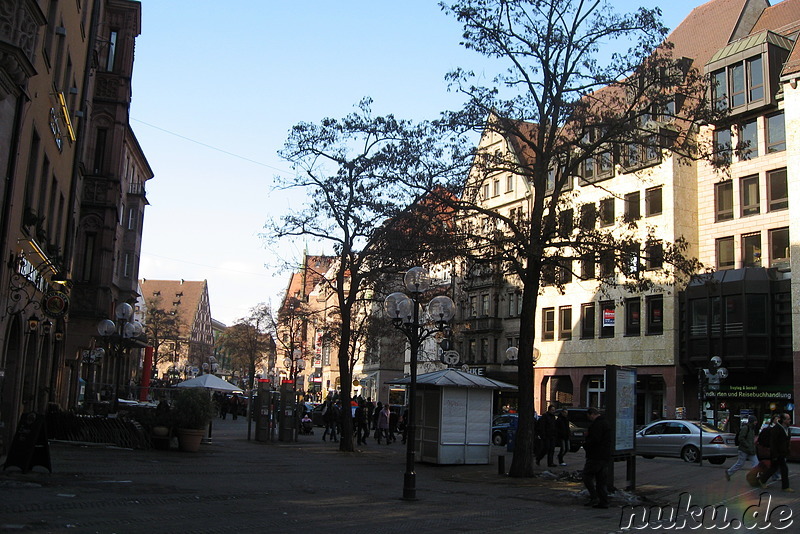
(176, 374, 242, 393)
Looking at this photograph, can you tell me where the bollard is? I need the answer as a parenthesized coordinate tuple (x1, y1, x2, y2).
(498, 455, 505, 475)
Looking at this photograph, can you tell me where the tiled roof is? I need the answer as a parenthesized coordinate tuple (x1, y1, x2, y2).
(281, 255, 334, 310)
(140, 279, 207, 338)
(668, 0, 752, 68)
(751, 0, 800, 35)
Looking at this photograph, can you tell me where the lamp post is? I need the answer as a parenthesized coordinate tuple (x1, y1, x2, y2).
(283, 347, 306, 391)
(384, 266, 455, 501)
(96, 302, 143, 413)
(698, 355, 727, 466)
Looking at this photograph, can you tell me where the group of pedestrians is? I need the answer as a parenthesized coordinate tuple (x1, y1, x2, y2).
(725, 412, 794, 492)
(319, 395, 407, 446)
(212, 392, 242, 420)
(535, 405, 572, 467)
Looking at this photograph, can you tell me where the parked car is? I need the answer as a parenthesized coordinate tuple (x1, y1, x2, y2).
(492, 413, 517, 446)
(636, 419, 737, 464)
(790, 426, 800, 461)
(490, 413, 584, 452)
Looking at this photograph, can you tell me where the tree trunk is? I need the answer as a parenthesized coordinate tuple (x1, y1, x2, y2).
(337, 312, 354, 452)
(508, 268, 540, 477)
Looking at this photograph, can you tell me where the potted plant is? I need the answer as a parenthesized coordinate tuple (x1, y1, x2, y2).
(172, 388, 215, 452)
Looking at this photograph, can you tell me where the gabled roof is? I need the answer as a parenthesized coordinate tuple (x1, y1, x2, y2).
(751, 0, 800, 36)
(668, 0, 754, 68)
(139, 279, 208, 338)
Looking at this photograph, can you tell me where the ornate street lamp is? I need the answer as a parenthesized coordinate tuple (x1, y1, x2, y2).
(96, 302, 143, 412)
(384, 266, 455, 500)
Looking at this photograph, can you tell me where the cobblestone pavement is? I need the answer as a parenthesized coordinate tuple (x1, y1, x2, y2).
(1, 417, 798, 533)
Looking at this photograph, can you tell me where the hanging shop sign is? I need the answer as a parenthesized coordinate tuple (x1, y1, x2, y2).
(43, 290, 70, 318)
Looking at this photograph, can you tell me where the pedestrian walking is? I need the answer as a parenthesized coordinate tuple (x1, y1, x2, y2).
(583, 407, 612, 509)
(757, 412, 794, 492)
(536, 405, 558, 467)
(556, 409, 571, 466)
(354, 398, 369, 445)
(322, 400, 339, 442)
(376, 404, 390, 444)
(725, 415, 758, 481)
(372, 402, 383, 440)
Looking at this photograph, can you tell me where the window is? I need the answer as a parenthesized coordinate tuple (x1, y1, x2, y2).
(712, 69, 727, 111)
(742, 232, 762, 268)
(768, 168, 788, 211)
(581, 253, 596, 280)
(767, 113, 785, 153)
(624, 191, 641, 221)
(557, 258, 573, 285)
(716, 237, 735, 270)
(769, 227, 789, 267)
(106, 30, 118, 71)
(558, 209, 574, 237)
(581, 303, 595, 339)
(127, 207, 138, 230)
(580, 203, 596, 230)
(622, 243, 640, 277)
(740, 175, 759, 216)
(480, 338, 489, 361)
(541, 263, 556, 286)
(599, 198, 614, 226)
(747, 55, 764, 102)
(646, 295, 663, 335)
(599, 249, 614, 278)
(729, 62, 745, 108)
(738, 120, 758, 160)
(481, 293, 490, 316)
(469, 295, 477, 317)
(625, 297, 641, 336)
(712, 55, 765, 109)
(645, 241, 663, 270)
(645, 186, 662, 216)
(506, 174, 514, 192)
(714, 128, 732, 165)
(546, 168, 556, 194)
(715, 181, 733, 221)
(482, 182, 490, 200)
(559, 306, 573, 340)
(600, 301, 615, 338)
(542, 308, 555, 341)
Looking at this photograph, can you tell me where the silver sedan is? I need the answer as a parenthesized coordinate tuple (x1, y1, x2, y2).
(635, 419, 738, 464)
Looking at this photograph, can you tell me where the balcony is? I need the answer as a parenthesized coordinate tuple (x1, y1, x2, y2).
(128, 182, 146, 196)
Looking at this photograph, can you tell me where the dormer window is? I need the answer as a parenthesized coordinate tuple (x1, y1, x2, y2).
(706, 31, 792, 115)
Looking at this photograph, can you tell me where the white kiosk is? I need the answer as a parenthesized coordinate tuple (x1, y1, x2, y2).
(390, 369, 516, 465)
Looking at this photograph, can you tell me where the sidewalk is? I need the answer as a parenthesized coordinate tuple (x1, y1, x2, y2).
(1, 417, 797, 533)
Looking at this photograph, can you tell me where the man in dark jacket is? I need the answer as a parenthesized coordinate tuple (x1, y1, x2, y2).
(725, 415, 757, 481)
(583, 407, 612, 508)
(536, 405, 558, 467)
(757, 413, 794, 492)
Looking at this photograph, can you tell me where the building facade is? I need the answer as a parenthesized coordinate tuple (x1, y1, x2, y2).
(449, 0, 800, 428)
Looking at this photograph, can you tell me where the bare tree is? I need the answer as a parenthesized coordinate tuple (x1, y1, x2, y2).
(263, 98, 461, 452)
(143, 294, 184, 377)
(218, 304, 275, 390)
(438, 0, 721, 477)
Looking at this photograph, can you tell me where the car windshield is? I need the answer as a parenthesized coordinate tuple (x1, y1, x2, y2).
(689, 422, 722, 433)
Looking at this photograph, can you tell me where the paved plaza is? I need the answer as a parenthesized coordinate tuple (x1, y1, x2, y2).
(1, 417, 798, 533)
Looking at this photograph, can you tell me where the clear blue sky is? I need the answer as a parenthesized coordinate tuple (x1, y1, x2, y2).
(131, 0, 701, 326)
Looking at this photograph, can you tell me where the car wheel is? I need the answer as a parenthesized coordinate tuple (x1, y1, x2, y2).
(681, 445, 700, 463)
(708, 457, 726, 465)
(641, 455, 655, 459)
(492, 432, 506, 446)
